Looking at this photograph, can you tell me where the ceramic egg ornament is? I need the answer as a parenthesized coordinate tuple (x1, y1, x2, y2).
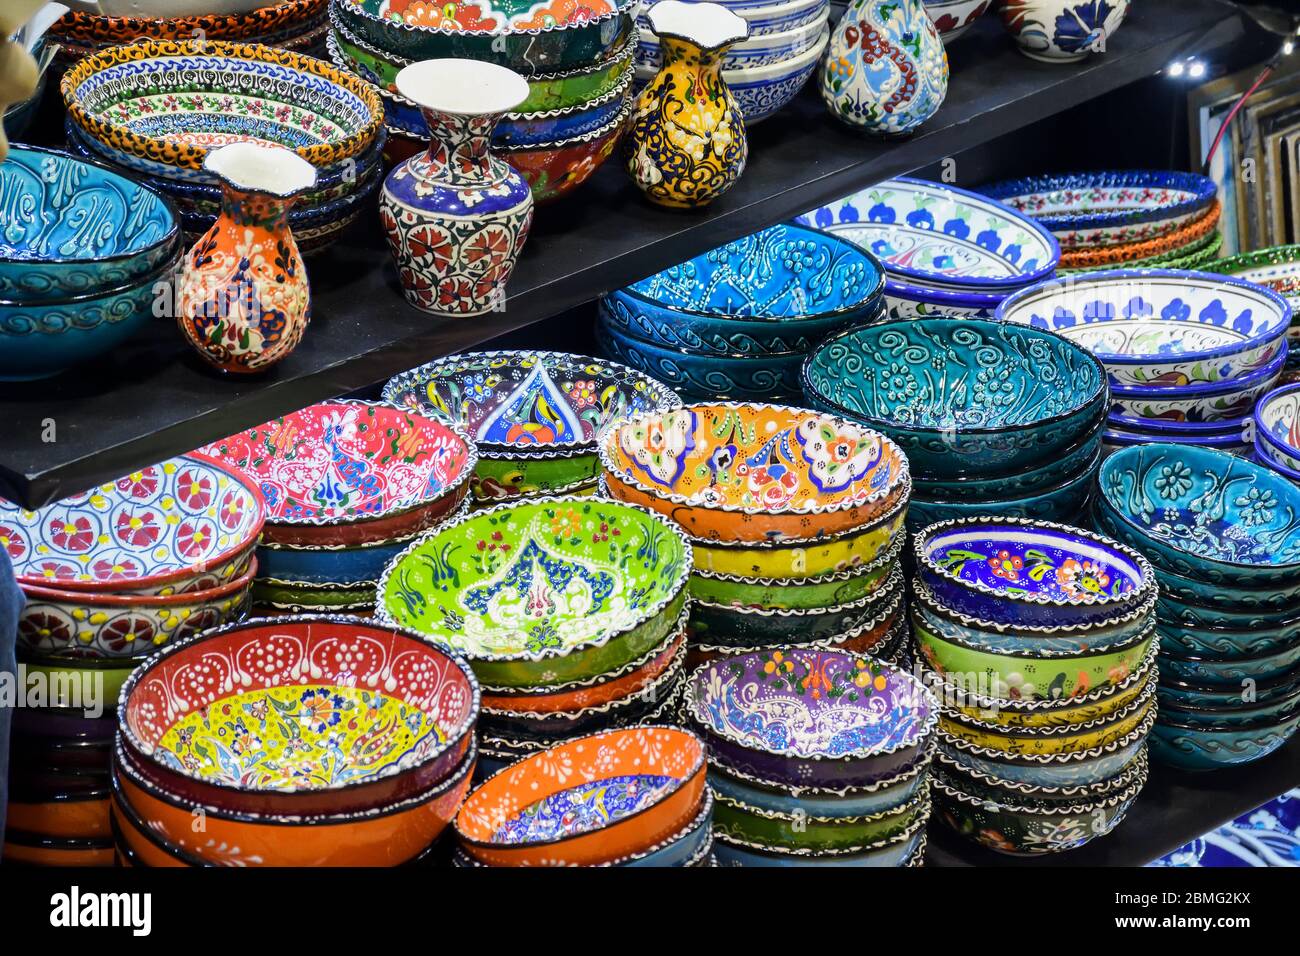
(1000, 0, 1131, 63)
(821, 0, 949, 136)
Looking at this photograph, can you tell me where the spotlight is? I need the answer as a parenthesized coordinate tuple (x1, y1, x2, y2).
(1168, 61, 1186, 77)
(1189, 61, 1206, 78)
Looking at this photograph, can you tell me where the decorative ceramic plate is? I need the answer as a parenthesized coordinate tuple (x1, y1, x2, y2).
(1256, 384, 1300, 472)
(0, 454, 264, 594)
(794, 177, 1059, 291)
(997, 269, 1292, 387)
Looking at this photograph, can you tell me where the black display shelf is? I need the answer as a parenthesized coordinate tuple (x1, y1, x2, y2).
(0, 0, 1245, 507)
(926, 735, 1300, 866)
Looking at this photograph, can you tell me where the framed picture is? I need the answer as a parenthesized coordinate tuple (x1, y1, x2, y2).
(1239, 84, 1300, 248)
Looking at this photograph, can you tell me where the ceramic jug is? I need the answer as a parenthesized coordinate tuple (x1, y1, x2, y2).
(1000, 0, 1130, 62)
(380, 58, 535, 317)
(626, 0, 749, 209)
(821, 0, 949, 136)
(176, 142, 317, 374)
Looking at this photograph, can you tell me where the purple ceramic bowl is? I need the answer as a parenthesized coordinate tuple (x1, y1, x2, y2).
(13, 706, 117, 743)
(683, 650, 937, 788)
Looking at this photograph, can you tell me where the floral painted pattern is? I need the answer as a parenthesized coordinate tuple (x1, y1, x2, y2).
(493, 773, 677, 843)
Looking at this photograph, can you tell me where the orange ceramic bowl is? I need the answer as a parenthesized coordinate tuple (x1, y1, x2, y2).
(599, 403, 909, 544)
(455, 725, 706, 866)
(1059, 200, 1222, 269)
(7, 792, 111, 839)
(109, 772, 211, 868)
(112, 735, 476, 866)
(3, 829, 115, 866)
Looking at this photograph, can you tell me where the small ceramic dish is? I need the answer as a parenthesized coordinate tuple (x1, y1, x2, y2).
(600, 402, 909, 544)
(906, 454, 1098, 530)
(712, 785, 928, 854)
(996, 270, 1292, 388)
(1149, 711, 1300, 771)
(1255, 383, 1300, 472)
(1057, 200, 1221, 270)
(712, 814, 927, 866)
(980, 170, 1218, 249)
(936, 721, 1151, 789)
(914, 517, 1154, 627)
(1108, 351, 1285, 423)
(375, 496, 691, 688)
(684, 649, 938, 789)
(1158, 643, 1300, 686)
(454, 725, 705, 866)
(1156, 601, 1300, 657)
(1095, 443, 1300, 585)
(793, 177, 1059, 292)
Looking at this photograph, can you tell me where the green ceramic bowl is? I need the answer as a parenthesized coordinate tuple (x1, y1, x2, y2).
(22, 656, 140, 713)
(251, 579, 376, 613)
(711, 788, 929, 854)
(687, 539, 901, 610)
(375, 496, 691, 688)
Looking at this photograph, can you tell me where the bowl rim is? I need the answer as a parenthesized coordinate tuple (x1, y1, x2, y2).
(910, 418, 1105, 491)
(344, 0, 639, 40)
(721, 27, 828, 80)
(641, 6, 828, 50)
(1254, 381, 1300, 463)
(1256, 445, 1300, 481)
(910, 444, 1101, 509)
(941, 678, 1157, 739)
(1109, 349, 1286, 399)
(711, 807, 929, 859)
(915, 613, 1158, 666)
(883, 273, 1005, 307)
(1152, 560, 1300, 602)
(911, 574, 1158, 637)
(1155, 597, 1300, 635)
(692, 563, 903, 618)
(933, 744, 1148, 802)
(691, 526, 904, 585)
(936, 708, 1156, 765)
(712, 776, 928, 825)
(932, 760, 1147, 816)
(706, 739, 933, 799)
(373, 494, 693, 664)
(1157, 637, 1300, 667)
(1158, 666, 1300, 696)
(978, 169, 1218, 233)
(1109, 408, 1253, 435)
(1153, 709, 1300, 734)
(494, 94, 635, 153)
(1208, 242, 1300, 280)
(1105, 427, 1247, 450)
(1157, 680, 1300, 716)
(690, 592, 906, 657)
(22, 554, 257, 607)
(995, 268, 1294, 367)
(0, 244, 182, 310)
(115, 612, 481, 801)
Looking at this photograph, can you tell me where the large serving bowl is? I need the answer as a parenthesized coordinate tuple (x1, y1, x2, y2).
(996, 270, 1292, 388)
(794, 177, 1059, 292)
(802, 318, 1106, 479)
(455, 725, 705, 866)
(1096, 443, 1300, 586)
(51, 0, 326, 45)
(375, 496, 691, 688)
(684, 650, 938, 788)
(1108, 351, 1286, 423)
(1256, 383, 1300, 472)
(1149, 712, 1300, 771)
(599, 402, 909, 543)
(906, 452, 1098, 529)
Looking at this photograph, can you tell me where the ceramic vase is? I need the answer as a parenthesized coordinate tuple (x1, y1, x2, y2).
(176, 143, 316, 374)
(820, 0, 949, 136)
(1000, 0, 1130, 62)
(380, 59, 535, 317)
(626, 0, 749, 209)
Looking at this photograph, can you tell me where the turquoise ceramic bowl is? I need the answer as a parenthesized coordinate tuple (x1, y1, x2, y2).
(1149, 713, 1300, 771)
(1157, 669, 1300, 710)
(1151, 563, 1300, 613)
(907, 450, 1098, 530)
(1157, 684, 1300, 727)
(1156, 600, 1300, 657)
(1097, 443, 1300, 586)
(800, 317, 1107, 479)
(1159, 643, 1300, 685)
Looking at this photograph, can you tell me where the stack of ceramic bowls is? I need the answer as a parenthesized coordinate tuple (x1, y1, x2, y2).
(331, 0, 637, 202)
(597, 223, 886, 404)
(795, 177, 1061, 321)
(450, 726, 710, 865)
(1095, 444, 1300, 771)
(1255, 384, 1300, 483)
(633, 0, 829, 123)
(598, 402, 911, 662)
(60, 39, 385, 252)
(801, 317, 1107, 532)
(980, 171, 1221, 276)
(0, 145, 182, 382)
(198, 400, 476, 615)
(384, 351, 680, 506)
(49, 0, 329, 64)
(375, 496, 692, 775)
(110, 615, 478, 866)
(998, 270, 1292, 457)
(683, 650, 936, 866)
(1209, 246, 1300, 370)
(910, 517, 1157, 855)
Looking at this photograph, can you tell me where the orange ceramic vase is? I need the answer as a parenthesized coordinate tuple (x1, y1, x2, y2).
(177, 142, 317, 373)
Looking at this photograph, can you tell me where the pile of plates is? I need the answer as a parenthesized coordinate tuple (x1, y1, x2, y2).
(1255, 384, 1300, 483)
(597, 223, 886, 405)
(330, 0, 637, 203)
(911, 518, 1157, 855)
(198, 399, 477, 616)
(794, 177, 1060, 321)
(598, 402, 911, 663)
(1208, 246, 1300, 370)
(112, 616, 479, 866)
(1095, 444, 1300, 771)
(801, 317, 1108, 531)
(374, 496, 692, 776)
(998, 269, 1292, 457)
(60, 38, 385, 251)
(383, 351, 680, 505)
(683, 649, 936, 866)
(452, 726, 712, 866)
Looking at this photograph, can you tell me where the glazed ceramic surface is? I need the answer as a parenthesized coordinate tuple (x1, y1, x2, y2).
(1059, 202, 1222, 271)
(883, 276, 998, 320)
(51, 0, 325, 44)
(713, 819, 926, 865)
(924, 0, 989, 40)
(906, 457, 1098, 530)
(794, 177, 1058, 291)
(1107, 352, 1286, 424)
(637, 9, 827, 68)
(910, 424, 1102, 502)
(714, 29, 827, 123)
(938, 732, 1146, 788)
(712, 785, 927, 852)
(1256, 384, 1300, 472)
(820, 0, 948, 135)
(1158, 644, 1300, 686)
(688, 536, 901, 608)
(999, 0, 1129, 64)
(496, 100, 631, 202)
(1149, 714, 1300, 771)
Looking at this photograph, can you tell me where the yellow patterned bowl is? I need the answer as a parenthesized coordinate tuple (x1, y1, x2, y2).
(940, 693, 1155, 757)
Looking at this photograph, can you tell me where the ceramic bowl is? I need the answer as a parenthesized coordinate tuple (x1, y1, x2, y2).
(684, 649, 938, 788)
(906, 453, 1098, 529)
(199, 400, 475, 548)
(793, 177, 1059, 292)
(712, 816, 927, 866)
(0, 453, 264, 594)
(704, 0, 828, 35)
(8, 775, 111, 839)
(996, 270, 1292, 388)
(375, 496, 691, 688)
(1151, 561, 1300, 614)
(1156, 603, 1300, 657)
(1255, 383, 1300, 472)
(914, 517, 1154, 627)
(925, 0, 991, 41)
(1159, 643, 1300, 686)
(802, 318, 1106, 479)
(50, 0, 325, 44)
(1206, 245, 1300, 344)
(599, 402, 909, 544)
(454, 725, 705, 866)
(936, 722, 1150, 789)
(254, 527, 429, 586)
(1108, 351, 1286, 423)
(713, 783, 929, 854)
(690, 603, 906, 665)
(638, 9, 827, 68)
(934, 745, 1148, 805)
(1149, 712, 1300, 771)
(1157, 684, 1300, 728)
(251, 578, 376, 613)
(882, 274, 1002, 320)
(383, 351, 679, 504)
(1065, 229, 1225, 276)
(17, 655, 139, 715)
(1258, 448, 1300, 485)
(981, 170, 1218, 250)
(1108, 409, 1253, 439)
(0, 144, 180, 303)
(1058, 200, 1222, 271)
(117, 615, 479, 815)
(496, 98, 631, 202)
(1095, 443, 1300, 586)
(1157, 669, 1300, 711)
(3, 828, 115, 867)
(707, 750, 930, 813)
(1102, 427, 1252, 457)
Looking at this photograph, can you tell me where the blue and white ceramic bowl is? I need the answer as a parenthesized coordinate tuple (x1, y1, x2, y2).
(906, 453, 1099, 530)
(794, 177, 1059, 292)
(638, 0, 827, 35)
(883, 274, 1002, 319)
(1108, 410, 1253, 440)
(1149, 712, 1300, 771)
(721, 29, 828, 123)
(996, 269, 1293, 388)
(1257, 449, 1300, 485)
(1255, 383, 1300, 473)
(1108, 349, 1286, 424)
(637, 8, 828, 68)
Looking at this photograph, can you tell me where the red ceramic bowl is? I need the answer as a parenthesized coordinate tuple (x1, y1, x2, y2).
(500, 100, 630, 204)
(110, 773, 211, 868)
(118, 615, 480, 816)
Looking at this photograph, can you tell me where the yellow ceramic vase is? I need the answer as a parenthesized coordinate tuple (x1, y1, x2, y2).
(626, 0, 749, 209)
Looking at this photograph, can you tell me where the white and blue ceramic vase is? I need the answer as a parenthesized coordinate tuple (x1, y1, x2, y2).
(380, 58, 535, 317)
(820, 0, 949, 136)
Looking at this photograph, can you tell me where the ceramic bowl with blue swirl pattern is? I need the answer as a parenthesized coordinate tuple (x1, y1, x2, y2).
(1159, 642, 1300, 686)
(1149, 712, 1300, 771)
(1157, 671, 1300, 712)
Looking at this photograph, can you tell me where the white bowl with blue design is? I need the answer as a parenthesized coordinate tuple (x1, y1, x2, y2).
(638, 8, 827, 68)
(1255, 383, 1300, 473)
(1108, 349, 1286, 424)
(637, 0, 827, 35)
